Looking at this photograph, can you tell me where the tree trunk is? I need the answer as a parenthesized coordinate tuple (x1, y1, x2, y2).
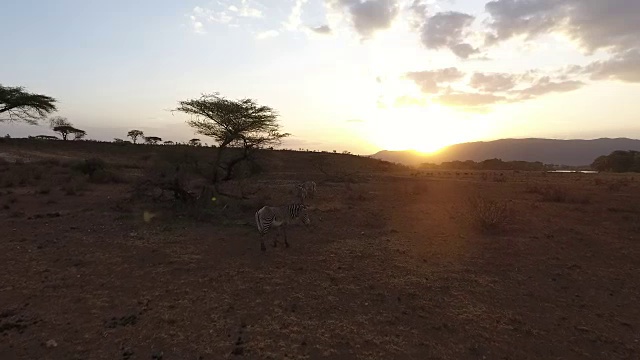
(222, 145, 251, 181)
(212, 141, 231, 183)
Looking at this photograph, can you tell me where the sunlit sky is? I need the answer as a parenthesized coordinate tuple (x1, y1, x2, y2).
(1, 0, 639, 154)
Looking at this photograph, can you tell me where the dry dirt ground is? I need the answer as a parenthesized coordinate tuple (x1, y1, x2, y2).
(1, 141, 639, 359)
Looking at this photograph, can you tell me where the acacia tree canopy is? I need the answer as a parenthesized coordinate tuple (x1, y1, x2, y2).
(49, 117, 85, 140)
(127, 129, 144, 144)
(175, 93, 289, 182)
(0, 85, 57, 124)
(176, 93, 289, 149)
(145, 136, 162, 144)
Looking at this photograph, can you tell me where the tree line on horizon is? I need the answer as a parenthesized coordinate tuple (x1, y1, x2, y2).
(1, 84, 289, 187)
(591, 150, 640, 173)
(4, 83, 640, 174)
(419, 159, 553, 171)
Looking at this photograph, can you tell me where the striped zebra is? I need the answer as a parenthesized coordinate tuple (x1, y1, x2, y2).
(296, 184, 308, 204)
(255, 204, 311, 252)
(300, 181, 317, 198)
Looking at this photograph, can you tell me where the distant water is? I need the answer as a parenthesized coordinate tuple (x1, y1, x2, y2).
(547, 170, 598, 174)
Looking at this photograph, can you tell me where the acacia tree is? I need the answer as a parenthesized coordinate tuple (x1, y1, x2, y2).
(144, 136, 162, 144)
(127, 129, 144, 144)
(175, 93, 289, 182)
(49, 116, 85, 141)
(0, 85, 57, 124)
(72, 129, 87, 140)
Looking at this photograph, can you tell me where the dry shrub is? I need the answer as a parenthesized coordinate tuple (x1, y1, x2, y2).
(607, 178, 630, 192)
(493, 174, 507, 183)
(466, 197, 511, 234)
(537, 185, 590, 204)
(61, 177, 88, 195)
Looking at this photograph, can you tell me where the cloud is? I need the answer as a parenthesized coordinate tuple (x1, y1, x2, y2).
(188, 1, 264, 33)
(190, 16, 207, 34)
(394, 95, 428, 107)
(513, 77, 585, 99)
(284, 0, 309, 31)
(310, 25, 332, 34)
(405, 67, 465, 93)
(417, 11, 479, 58)
(484, 0, 640, 54)
(328, 0, 400, 38)
(585, 49, 640, 83)
(437, 92, 506, 107)
(229, 0, 263, 18)
(470, 73, 518, 92)
(256, 30, 279, 39)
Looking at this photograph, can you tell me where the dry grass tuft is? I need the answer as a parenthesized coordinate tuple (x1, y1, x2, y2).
(525, 184, 590, 204)
(466, 196, 511, 234)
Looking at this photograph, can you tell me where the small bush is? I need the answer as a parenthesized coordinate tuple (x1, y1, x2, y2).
(607, 179, 630, 192)
(2, 175, 16, 188)
(37, 184, 52, 195)
(35, 158, 62, 167)
(62, 177, 88, 195)
(540, 186, 569, 202)
(466, 197, 511, 234)
(71, 158, 106, 177)
(536, 185, 590, 204)
(89, 169, 126, 184)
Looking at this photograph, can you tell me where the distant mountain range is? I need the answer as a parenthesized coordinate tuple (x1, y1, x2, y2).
(371, 138, 640, 166)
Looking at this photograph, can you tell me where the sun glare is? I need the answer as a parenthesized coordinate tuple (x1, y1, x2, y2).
(366, 104, 490, 154)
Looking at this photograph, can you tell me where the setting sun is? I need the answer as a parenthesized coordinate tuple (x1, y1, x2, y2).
(366, 104, 492, 154)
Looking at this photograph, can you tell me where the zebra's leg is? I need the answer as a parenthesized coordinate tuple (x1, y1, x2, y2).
(260, 233, 266, 252)
(272, 228, 279, 247)
(284, 225, 290, 248)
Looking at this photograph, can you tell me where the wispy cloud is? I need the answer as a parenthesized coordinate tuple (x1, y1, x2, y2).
(189, 15, 207, 34)
(256, 29, 279, 39)
(310, 25, 332, 34)
(188, 1, 264, 34)
(328, 0, 400, 39)
(284, 0, 309, 31)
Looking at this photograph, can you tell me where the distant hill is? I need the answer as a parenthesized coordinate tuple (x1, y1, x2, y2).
(371, 138, 640, 166)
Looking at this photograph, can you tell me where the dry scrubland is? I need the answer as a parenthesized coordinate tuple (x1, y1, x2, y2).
(0, 139, 639, 359)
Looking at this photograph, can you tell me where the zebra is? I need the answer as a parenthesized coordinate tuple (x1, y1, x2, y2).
(255, 204, 311, 252)
(296, 184, 308, 204)
(300, 181, 317, 198)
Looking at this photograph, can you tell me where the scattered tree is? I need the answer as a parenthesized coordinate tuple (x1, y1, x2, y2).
(144, 136, 162, 144)
(127, 129, 144, 144)
(32, 135, 58, 140)
(0, 84, 57, 124)
(175, 93, 289, 182)
(188, 138, 201, 146)
(591, 150, 640, 172)
(49, 116, 85, 141)
(72, 129, 87, 140)
(164, 140, 174, 145)
(49, 116, 71, 129)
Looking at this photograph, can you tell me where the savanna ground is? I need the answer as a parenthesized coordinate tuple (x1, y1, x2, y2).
(0, 139, 639, 359)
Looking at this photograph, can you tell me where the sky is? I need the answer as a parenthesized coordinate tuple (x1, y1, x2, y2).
(1, 0, 639, 154)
